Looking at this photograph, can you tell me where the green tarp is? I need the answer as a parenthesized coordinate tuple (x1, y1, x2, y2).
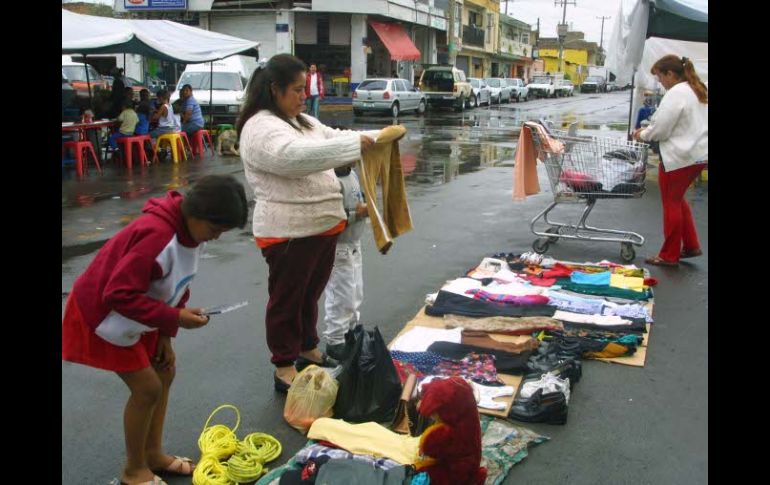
(647, 0, 708, 43)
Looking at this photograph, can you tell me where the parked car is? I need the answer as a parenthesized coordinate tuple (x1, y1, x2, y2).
(146, 76, 168, 94)
(581, 76, 607, 93)
(505, 78, 529, 102)
(62, 59, 107, 98)
(124, 77, 148, 100)
(353, 78, 426, 117)
(467, 77, 491, 107)
(559, 80, 575, 96)
(606, 81, 617, 92)
(484, 78, 512, 104)
(528, 72, 565, 98)
(419, 65, 472, 112)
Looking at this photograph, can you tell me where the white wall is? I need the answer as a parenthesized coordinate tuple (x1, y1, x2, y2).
(209, 12, 277, 61)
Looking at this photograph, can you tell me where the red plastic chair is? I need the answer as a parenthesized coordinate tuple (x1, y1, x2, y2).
(192, 129, 215, 158)
(62, 140, 102, 178)
(116, 135, 152, 170)
(179, 132, 194, 158)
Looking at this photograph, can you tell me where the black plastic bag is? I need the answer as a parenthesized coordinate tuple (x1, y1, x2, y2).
(333, 326, 402, 423)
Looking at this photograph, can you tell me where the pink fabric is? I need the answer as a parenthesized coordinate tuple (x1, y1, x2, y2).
(513, 123, 565, 201)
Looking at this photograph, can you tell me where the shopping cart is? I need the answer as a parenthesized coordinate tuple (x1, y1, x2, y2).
(527, 121, 650, 263)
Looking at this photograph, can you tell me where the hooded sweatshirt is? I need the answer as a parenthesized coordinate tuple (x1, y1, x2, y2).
(72, 192, 201, 347)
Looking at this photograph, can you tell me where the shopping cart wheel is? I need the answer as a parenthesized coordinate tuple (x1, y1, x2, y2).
(620, 243, 636, 263)
(532, 238, 550, 254)
(545, 227, 560, 243)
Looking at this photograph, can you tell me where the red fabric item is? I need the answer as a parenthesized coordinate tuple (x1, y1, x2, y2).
(70, 192, 197, 339)
(255, 219, 346, 249)
(541, 263, 574, 279)
(304, 71, 325, 98)
(62, 293, 160, 372)
(317, 440, 339, 449)
(644, 277, 659, 286)
(417, 377, 487, 485)
(261, 234, 338, 367)
(393, 360, 424, 384)
(525, 275, 557, 287)
(657, 164, 705, 262)
(560, 169, 601, 192)
(369, 21, 422, 61)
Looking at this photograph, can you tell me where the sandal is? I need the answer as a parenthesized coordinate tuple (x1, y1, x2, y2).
(295, 353, 339, 371)
(112, 475, 168, 485)
(274, 372, 293, 393)
(680, 248, 703, 259)
(154, 456, 195, 476)
(645, 256, 679, 267)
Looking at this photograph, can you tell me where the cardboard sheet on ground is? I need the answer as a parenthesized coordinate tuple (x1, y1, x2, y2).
(389, 307, 524, 418)
(594, 298, 654, 367)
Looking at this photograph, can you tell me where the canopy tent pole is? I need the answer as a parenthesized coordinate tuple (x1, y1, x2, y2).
(209, 60, 214, 131)
(626, 68, 636, 141)
(83, 53, 93, 110)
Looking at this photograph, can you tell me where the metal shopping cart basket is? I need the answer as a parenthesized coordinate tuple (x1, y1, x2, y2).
(527, 121, 650, 262)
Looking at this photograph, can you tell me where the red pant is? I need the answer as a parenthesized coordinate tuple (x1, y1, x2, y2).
(261, 234, 338, 367)
(657, 163, 705, 262)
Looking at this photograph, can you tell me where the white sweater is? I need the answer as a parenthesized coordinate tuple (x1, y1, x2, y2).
(640, 81, 708, 172)
(240, 110, 374, 238)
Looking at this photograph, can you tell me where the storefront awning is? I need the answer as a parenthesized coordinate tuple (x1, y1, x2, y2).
(369, 21, 421, 61)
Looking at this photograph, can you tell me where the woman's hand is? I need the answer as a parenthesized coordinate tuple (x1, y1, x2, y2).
(360, 135, 375, 154)
(632, 128, 644, 141)
(153, 335, 175, 371)
(178, 308, 210, 329)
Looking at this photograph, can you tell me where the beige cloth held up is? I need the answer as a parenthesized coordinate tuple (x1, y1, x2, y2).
(358, 125, 413, 254)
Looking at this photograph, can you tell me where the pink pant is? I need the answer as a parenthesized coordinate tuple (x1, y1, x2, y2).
(657, 163, 705, 262)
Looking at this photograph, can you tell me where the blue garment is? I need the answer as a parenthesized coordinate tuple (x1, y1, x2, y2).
(635, 105, 655, 129)
(108, 132, 131, 149)
(306, 95, 320, 118)
(547, 291, 605, 315)
(182, 95, 205, 128)
(570, 271, 611, 286)
(135, 112, 150, 135)
(390, 351, 446, 374)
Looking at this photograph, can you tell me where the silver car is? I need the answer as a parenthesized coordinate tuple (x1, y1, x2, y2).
(484, 78, 512, 104)
(467, 77, 491, 107)
(505, 78, 530, 102)
(353, 78, 426, 117)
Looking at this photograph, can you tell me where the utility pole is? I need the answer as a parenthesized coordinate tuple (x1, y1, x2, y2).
(554, 0, 576, 73)
(448, 0, 457, 65)
(596, 15, 611, 65)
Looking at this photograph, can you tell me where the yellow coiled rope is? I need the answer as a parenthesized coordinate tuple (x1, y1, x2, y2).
(226, 433, 282, 483)
(192, 404, 282, 485)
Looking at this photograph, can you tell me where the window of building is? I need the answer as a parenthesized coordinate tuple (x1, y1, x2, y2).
(521, 33, 530, 44)
(487, 13, 493, 40)
(468, 11, 480, 27)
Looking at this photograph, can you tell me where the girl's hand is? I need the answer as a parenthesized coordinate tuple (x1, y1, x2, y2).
(178, 308, 210, 329)
(154, 335, 175, 371)
(355, 202, 368, 219)
(632, 128, 644, 141)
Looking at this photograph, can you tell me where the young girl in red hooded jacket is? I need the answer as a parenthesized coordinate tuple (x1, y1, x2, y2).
(62, 175, 248, 485)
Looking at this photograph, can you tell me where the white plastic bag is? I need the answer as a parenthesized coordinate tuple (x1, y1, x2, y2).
(283, 365, 339, 434)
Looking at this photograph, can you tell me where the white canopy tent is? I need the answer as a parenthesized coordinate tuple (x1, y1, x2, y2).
(605, 0, 707, 137)
(62, 9, 260, 125)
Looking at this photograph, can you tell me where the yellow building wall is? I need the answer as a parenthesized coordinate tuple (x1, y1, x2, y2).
(538, 48, 590, 84)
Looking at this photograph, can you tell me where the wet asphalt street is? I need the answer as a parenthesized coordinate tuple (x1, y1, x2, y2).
(62, 90, 708, 485)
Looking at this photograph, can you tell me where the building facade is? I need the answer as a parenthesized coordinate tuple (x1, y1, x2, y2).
(535, 31, 599, 85)
(114, 0, 447, 93)
(495, 13, 534, 81)
(452, 0, 499, 79)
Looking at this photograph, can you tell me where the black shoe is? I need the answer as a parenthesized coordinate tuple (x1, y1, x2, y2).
(274, 372, 292, 393)
(325, 343, 348, 361)
(509, 389, 568, 425)
(526, 355, 582, 384)
(295, 353, 339, 372)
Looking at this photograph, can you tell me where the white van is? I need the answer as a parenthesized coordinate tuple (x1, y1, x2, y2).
(170, 55, 258, 125)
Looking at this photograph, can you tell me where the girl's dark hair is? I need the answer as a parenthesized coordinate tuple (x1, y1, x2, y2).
(181, 175, 248, 229)
(236, 54, 312, 135)
(651, 55, 707, 104)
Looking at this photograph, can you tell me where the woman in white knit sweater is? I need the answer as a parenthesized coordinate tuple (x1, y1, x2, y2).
(236, 54, 376, 391)
(633, 55, 708, 267)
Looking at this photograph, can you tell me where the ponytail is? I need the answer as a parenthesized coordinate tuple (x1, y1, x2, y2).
(651, 55, 707, 104)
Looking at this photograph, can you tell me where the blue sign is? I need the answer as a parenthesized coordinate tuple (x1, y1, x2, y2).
(276, 24, 289, 33)
(124, 0, 187, 10)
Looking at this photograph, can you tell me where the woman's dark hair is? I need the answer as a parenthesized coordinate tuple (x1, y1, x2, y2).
(236, 54, 312, 135)
(651, 55, 707, 104)
(181, 175, 249, 229)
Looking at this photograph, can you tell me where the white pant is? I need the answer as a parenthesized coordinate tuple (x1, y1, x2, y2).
(323, 242, 363, 345)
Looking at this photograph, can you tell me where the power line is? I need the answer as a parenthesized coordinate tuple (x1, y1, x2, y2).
(554, 0, 576, 72)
